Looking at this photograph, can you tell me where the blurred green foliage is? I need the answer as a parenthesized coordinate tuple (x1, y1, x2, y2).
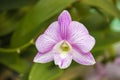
(0, 0, 120, 80)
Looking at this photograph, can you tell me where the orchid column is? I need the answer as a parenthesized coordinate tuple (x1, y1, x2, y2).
(34, 10, 96, 69)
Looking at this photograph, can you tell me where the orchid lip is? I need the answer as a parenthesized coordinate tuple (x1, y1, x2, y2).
(54, 40, 72, 54)
(60, 41, 70, 52)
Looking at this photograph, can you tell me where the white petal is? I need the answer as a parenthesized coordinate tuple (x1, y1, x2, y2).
(69, 21, 95, 53)
(35, 22, 60, 53)
(72, 49, 95, 65)
(44, 21, 61, 41)
(35, 34, 56, 53)
(69, 21, 89, 39)
(54, 53, 72, 69)
(33, 51, 54, 63)
(72, 35, 95, 53)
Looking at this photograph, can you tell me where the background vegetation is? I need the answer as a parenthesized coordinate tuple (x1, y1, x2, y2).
(0, 0, 120, 80)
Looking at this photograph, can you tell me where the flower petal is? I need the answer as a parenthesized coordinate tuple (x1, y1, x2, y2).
(58, 10, 72, 39)
(106, 63, 120, 79)
(72, 49, 95, 65)
(54, 53, 72, 69)
(33, 51, 53, 63)
(44, 21, 61, 41)
(36, 22, 60, 53)
(69, 21, 95, 53)
(69, 21, 89, 39)
(35, 34, 56, 53)
(114, 57, 120, 65)
(72, 35, 95, 53)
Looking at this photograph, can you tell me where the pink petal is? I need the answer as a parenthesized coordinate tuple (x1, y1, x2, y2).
(35, 34, 55, 53)
(106, 63, 120, 79)
(69, 21, 95, 53)
(58, 10, 72, 39)
(44, 21, 61, 41)
(72, 35, 95, 53)
(35, 22, 60, 53)
(95, 63, 106, 75)
(114, 57, 120, 65)
(72, 49, 95, 65)
(54, 53, 72, 69)
(33, 51, 53, 63)
(69, 21, 89, 38)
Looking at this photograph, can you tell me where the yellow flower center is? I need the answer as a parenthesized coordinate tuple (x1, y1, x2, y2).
(53, 40, 72, 58)
(60, 41, 70, 52)
(57, 41, 71, 55)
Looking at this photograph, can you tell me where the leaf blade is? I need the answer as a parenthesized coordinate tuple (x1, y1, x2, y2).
(29, 63, 63, 80)
(81, 0, 120, 18)
(11, 0, 75, 47)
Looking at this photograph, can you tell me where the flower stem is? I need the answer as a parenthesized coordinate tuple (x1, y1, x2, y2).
(0, 39, 34, 54)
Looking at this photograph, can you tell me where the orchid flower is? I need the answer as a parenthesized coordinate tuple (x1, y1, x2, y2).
(34, 10, 96, 69)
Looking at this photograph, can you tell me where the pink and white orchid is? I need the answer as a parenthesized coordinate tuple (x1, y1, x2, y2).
(34, 10, 96, 69)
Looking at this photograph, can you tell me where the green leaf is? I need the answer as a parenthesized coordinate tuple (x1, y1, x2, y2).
(73, 2, 90, 19)
(11, 0, 75, 47)
(0, 14, 17, 36)
(81, 0, 120, 18)
(0, 0, 37, 10)
(81, 12, 109, 31)
(92, 31, 120, 52)
(59, 65, 93, 80)
(0, 53, 28, 73)
(29, 63, 63, 80)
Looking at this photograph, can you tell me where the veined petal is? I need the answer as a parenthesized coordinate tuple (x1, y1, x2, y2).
(58, 10, 72, 39)
(69, 21, 89, 39)
(36, 22, 60, 53)
(72, 49, 95, 65)
(35, 34, 56, 53)
(72, 35, 95, 53)
(69, 21, 95, 53)
(33, 51, 53, 63)
(44, 21, 61, 41)
(54, 53, 72, 69)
